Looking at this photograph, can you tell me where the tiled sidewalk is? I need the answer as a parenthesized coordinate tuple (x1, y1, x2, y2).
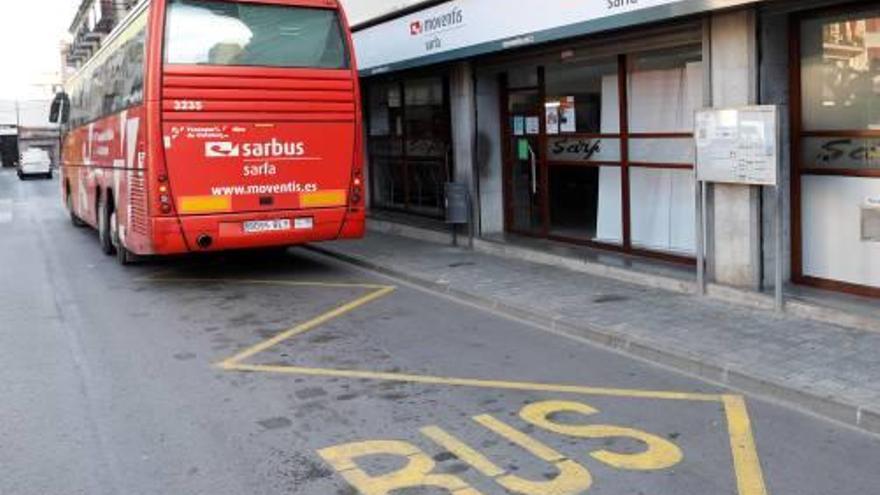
(311, 231, 880, 435)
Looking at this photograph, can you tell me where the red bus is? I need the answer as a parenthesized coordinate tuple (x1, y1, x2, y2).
(51, 0, 365, 264)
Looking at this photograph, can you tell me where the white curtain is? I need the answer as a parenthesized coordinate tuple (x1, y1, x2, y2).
(626, 62, 701, 254)
(595, 75, 622, 243)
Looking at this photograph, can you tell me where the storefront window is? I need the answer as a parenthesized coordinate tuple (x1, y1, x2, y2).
(499, 41, 701, 256)
(627, 45, 702, 255)
(545, 57, 619, 135)
(367, 76, 452, 218)
(627, 45, 703, 134)
(801, 11, 880, 131)
(796, 8, 880, 294)
(629, 168, 695, 254)
(544, 57, 622, 243)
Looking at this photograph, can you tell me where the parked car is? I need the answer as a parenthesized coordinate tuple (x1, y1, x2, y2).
(17, 149, 52, 180)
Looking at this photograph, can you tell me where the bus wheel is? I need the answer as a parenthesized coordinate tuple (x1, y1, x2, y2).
(113, 213, 138, 266)
(116, 243, 138, 265)
(98, 194, 116, 256)
(67, 192, 85, 227)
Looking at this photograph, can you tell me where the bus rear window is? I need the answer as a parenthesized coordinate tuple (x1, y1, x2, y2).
(165, 0, 349, 69)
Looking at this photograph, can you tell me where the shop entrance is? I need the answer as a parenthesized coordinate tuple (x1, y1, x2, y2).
(502, 70, 547, 236)
(498, 44, 702, 264)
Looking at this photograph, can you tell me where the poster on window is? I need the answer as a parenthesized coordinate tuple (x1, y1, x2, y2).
(513, 116, 525, 136)
(560, 96, 577, 133)
(526, 116, 540, 135)
(546, 104, 560, 135)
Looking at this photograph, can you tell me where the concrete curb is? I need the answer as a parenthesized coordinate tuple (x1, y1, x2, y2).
(307, 243, 880, 437)
(367, 218, 880, 334)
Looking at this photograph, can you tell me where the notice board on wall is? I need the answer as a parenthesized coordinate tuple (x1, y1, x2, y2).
(695, 106, 779, 186)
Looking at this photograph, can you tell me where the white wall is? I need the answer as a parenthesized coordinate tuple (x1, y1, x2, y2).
(340, 0, 431, 26)
(0, 100, 55, 128)
(0, 102, 15, 126)
(802, 176, 880, 289)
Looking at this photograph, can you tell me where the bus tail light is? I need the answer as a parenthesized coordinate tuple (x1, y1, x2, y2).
(350, 169, 364, 207)
(157, 175, 174, 215)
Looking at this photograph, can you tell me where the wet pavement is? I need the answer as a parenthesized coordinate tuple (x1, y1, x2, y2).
(1, 168, 879, 495)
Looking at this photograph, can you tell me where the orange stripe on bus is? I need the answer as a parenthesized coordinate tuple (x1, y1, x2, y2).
(300, 190, 347, 208)
(178, 196, 233, 214)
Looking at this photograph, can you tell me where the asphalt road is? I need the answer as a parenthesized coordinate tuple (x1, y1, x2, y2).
(1, 168, 879, 495)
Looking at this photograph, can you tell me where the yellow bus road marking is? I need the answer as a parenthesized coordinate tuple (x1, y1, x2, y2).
(319, 398, 751, 495)
(139, 276, 768, 495)
(723, 395, 769, 495)
(222, 362, 722, 402)
(219, 285, 395, 367)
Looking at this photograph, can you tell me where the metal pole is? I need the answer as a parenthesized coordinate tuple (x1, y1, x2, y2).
(696, 179, 706, 296)
(467, 192, 474, 250)
(14, 101, 21, 164)
(774, 110, 785, 313)
(774, 186, 784, 312)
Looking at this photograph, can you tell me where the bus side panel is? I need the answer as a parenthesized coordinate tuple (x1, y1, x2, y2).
(62, 125, 99, 229)
(113, 106, 152, 255)
(61, 106, 152, 255)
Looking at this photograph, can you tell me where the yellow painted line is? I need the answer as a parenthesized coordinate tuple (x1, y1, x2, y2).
(219, 285, 396, 367)
(145, 276, 723, 402)
(421, 426, 506, 478)
(474, 414, 566, 462)
(723, 395, 769, 495)
(222, 362, 721, 402)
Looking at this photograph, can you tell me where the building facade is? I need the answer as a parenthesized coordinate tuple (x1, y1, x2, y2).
(0, 100, 60, 168)
(353, 0, 880, 298)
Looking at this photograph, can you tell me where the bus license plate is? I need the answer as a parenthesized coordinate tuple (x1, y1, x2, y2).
(294, 217, 314, 230)
(243, 219, 291, 233)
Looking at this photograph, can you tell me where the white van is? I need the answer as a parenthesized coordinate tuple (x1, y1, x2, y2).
(17, 149, 52, 180)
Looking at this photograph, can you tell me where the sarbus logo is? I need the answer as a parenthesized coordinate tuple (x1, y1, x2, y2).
(205, 141, 239, 157)
(410, 21, 422, 36)
(205, 139, 306, 159)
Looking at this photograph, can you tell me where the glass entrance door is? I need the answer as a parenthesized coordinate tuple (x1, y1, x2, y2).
(504, 84, 547, 236)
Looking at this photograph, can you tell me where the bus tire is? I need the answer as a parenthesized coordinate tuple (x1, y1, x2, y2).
(67, 190, 86, 227)
(116, 244, 138, 265)
(98, 193, 116, 256)
(113, 213, 138, 266)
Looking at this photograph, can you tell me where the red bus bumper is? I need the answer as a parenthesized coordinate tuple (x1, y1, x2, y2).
(149, 207, 365, 255)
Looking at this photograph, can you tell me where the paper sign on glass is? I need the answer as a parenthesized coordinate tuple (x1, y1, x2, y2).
(513, 116, 525, 136)
(526, 116, 540, 135)
(560, 96, 577, 133)
(545, 103, 560, 135)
